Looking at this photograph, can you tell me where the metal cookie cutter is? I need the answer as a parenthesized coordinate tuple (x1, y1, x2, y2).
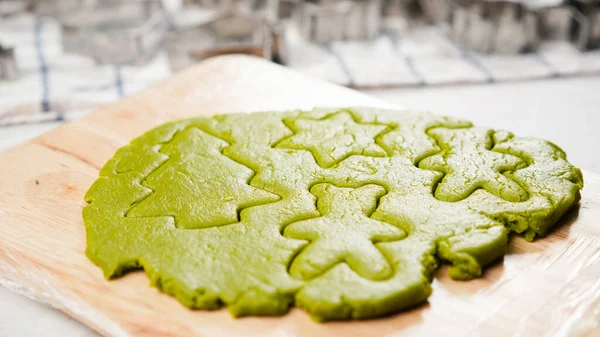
(294, 0, 383, 44)
(381, 0, 426, 34)
(27, 0, 119, 16)
(0, 44, 19, 81)
(270, 0, 302, 64)
(28, 0, 82, 16)
(527, 0, 589, 50)
(586, 1, 600, 48)
(451, 0, 538, 54)
(59, 0, 168, 64)
(419, 0, 454, 23)
(381, 0, 453, 34)
(0, 0, 27, 17)
(573, 0, 600, 49)
(165, 0, 279, 71)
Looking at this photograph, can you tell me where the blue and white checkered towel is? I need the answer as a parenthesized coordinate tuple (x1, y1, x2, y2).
(287, 26, 600, 87)
(1, 13, 600, 127)
(0, 14, 171, 127)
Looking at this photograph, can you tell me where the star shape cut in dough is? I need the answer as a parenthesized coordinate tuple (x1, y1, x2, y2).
(275, 112, 390, 168)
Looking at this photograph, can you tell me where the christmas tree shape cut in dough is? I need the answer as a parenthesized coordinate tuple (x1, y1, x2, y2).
(128, 127, 280, 229)
(84, 107, 583, 321)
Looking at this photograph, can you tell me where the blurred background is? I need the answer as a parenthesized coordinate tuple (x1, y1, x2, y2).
(0, 1, 599, 336)
(0, 0, 599, 167)
(0, 0, 599, 162)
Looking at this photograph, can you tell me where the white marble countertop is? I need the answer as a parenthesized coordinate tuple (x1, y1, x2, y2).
(1, 77, 599, 336)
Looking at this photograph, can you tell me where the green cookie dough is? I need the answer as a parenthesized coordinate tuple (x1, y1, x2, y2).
(84, 107, 583, 321)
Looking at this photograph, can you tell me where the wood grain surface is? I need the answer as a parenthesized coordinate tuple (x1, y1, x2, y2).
(0, 55, 599, 337)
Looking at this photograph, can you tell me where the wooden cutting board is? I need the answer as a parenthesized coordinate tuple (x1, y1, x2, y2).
(0, 55, 599, 337)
